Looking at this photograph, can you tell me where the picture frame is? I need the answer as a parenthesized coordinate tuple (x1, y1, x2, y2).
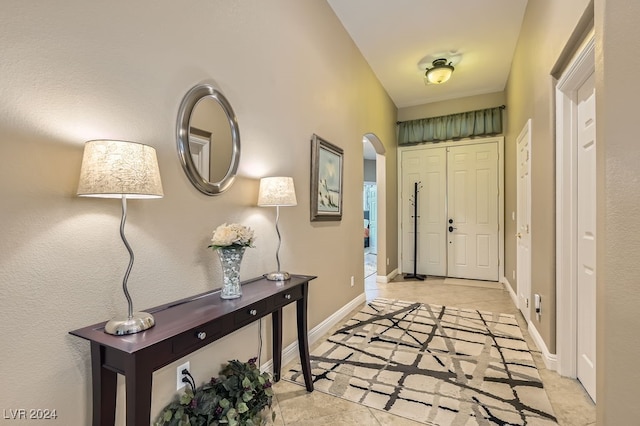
(310, 134, 343, 221)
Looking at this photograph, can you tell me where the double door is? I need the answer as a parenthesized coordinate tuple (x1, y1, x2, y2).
(401, 139, 502, 281)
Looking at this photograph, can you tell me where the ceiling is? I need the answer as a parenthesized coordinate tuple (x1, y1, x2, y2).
(327, 0, 528, 109)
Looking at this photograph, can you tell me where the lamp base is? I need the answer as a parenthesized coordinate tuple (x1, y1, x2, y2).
(104, 312, 155, 335)
(264, 271, 291, 281)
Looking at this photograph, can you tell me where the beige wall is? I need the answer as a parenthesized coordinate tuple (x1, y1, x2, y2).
(504, 0, 591, 353)
(595, 0, 640, 422)
(398, 91, 506, 122)
(0, 1, 397, 424)
(364, 159, 376, 182)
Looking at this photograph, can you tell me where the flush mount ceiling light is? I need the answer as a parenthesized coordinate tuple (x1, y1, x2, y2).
(425, 58, 455, 84)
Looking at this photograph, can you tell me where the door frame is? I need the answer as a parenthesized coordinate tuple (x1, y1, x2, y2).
(555, 35, 595, 377)
(516, 119, 532, 322)
(363, 133, 388, 283)
(397, 136, 505, 281)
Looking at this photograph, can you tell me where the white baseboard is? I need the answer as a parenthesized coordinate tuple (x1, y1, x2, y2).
(376, 268, 398, 283)
(502, 277, 558, 371)
(502, 276, 518, 307)
(261, 292, 366, 374)
(527, 320, 558, 371)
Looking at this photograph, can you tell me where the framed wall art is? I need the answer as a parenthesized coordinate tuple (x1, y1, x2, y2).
(310, 134, 343, 221)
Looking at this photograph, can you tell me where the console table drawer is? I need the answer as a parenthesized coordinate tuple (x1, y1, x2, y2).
(172, 317, 231, 354)
(234, 300, 268, 326)
(272, 286, 302, 309)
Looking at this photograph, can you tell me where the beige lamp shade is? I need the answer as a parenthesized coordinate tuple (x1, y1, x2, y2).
(258, 176, 297, 206)
(77, 140, 164, 199)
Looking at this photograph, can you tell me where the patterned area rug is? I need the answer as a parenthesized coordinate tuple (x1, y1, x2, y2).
(286, 298, 557, 425)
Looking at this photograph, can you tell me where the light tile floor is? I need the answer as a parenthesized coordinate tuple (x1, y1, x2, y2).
(273, 275, 596, 425)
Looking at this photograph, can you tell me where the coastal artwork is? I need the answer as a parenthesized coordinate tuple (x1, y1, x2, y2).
(310, 134, 343, 221)
(318, 147, 341, 212)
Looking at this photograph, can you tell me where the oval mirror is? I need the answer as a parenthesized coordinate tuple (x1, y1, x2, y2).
(176, 83, 240, 195)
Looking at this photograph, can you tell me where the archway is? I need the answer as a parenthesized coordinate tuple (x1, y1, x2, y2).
(363, 133, 386, 281)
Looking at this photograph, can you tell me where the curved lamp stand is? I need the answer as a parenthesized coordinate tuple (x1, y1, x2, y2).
(77, 140, 163, 336)
(257, 176, 296, 281)
(104, 196, 155, 335)
(264, 205, 290, 281)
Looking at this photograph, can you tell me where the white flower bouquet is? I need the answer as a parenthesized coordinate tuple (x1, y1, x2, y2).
(208, 223, 256, 250)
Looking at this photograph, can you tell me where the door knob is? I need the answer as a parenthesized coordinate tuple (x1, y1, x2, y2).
(448, 219, 454, 224)
(449, 226, 457, 232)
(516, 233, 522, 239)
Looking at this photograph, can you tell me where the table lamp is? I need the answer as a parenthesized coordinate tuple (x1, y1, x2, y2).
(258, 177, 297, 281)
(77, 140, 163, 335)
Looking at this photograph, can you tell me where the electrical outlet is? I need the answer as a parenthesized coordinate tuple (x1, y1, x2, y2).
(386, 258, 390, 266)
(512, 270, 515, 280)
(350, 276, 354, 287)
(177, 361, 190, 391)
(534, 294, 542, 314)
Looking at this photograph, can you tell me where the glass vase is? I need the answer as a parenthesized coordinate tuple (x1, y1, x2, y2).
(217, 246, 245, 299)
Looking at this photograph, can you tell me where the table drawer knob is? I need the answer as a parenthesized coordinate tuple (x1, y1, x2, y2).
(197, 331, 207, 340)
(249, 309, 257, 316)
(285, 294, 292, 300)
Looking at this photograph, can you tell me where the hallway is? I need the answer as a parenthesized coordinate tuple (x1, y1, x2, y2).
(274, 276, 595, 425)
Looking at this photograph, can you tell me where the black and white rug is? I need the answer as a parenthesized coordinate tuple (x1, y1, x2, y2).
(286, 298, 557, 425)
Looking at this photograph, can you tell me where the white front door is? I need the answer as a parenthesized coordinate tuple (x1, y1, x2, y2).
(576, 71, 596, 401)
(516, 120, 532, 321)
(447, 143, 499, 281)
(400, 148, 447, 276)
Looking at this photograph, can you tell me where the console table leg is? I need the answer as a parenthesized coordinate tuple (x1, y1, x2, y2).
(90, 343, 116, 426)
(272, 309, 283, 381)
(296, 283, 314, 392)
(125, 359, 153, 426)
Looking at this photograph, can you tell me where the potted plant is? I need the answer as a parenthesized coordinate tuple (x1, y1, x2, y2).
(156, 358, 275, 426)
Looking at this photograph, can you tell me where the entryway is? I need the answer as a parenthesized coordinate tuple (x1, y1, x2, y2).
(363, 133, 386, 281)
(364, 182, 377, 277)
(399, 137, 504, 281)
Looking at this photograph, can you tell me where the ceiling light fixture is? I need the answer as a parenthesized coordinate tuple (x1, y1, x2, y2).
(425, 58, 455, 84)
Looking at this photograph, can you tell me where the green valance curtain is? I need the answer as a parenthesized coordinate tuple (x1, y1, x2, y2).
(397, 106, 504, 145)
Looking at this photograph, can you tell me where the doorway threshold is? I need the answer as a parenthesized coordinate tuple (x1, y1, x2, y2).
(443, 277, 502, 290)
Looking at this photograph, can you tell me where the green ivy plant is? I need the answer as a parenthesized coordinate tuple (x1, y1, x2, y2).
(155, 358, 276, 426)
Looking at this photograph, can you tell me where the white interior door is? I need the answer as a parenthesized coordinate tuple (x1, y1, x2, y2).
(447, 143, 499, 281)
(516, 120, 532, 322)
(576, 71, 596, 401)
(401, 149, 447, 276)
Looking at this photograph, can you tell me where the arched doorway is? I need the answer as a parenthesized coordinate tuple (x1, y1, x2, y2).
(363, 133, 386, 281)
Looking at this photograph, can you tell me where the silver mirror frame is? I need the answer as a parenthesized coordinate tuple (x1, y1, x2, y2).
(176, 83, 240, 195)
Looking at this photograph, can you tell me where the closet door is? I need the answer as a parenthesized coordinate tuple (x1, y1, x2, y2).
(447, 143, 499, 281)
(401, 149, 447, 276)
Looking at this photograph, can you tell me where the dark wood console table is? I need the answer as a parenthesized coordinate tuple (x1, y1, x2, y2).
(70, 274, 316, 426)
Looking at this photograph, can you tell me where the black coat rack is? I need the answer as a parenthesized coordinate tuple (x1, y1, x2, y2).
(404, 181, 426, 281)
